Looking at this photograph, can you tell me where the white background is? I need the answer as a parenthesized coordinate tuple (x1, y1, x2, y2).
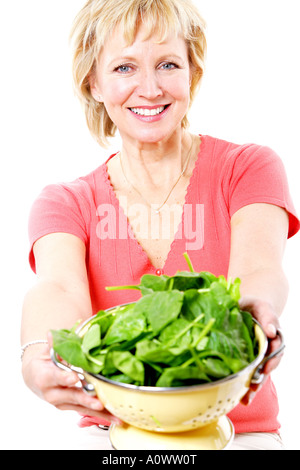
(0, 0, 299, 450)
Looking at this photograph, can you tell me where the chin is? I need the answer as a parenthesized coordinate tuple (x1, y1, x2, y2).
(127, 125, 184, 145)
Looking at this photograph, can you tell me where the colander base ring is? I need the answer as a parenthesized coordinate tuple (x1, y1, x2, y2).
(109, 416, 234, 451)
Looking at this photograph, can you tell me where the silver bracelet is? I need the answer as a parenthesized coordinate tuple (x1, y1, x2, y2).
(21, 340, 48, 361)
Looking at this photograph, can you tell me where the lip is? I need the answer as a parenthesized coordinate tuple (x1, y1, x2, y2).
(127, 104, 171, 122)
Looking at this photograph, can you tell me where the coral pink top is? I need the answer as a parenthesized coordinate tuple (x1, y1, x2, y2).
(28, 135, 299, 433)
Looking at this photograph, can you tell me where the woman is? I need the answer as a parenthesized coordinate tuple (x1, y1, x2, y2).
(21, 0, 299, 450)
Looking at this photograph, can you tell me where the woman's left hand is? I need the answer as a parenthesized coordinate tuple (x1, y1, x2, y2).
(238, 295, 284, 405)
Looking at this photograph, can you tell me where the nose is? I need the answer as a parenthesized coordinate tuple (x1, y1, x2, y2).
(136, 68, 163, 100)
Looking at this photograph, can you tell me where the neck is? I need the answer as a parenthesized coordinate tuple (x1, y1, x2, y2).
(120, 129, 191, 188)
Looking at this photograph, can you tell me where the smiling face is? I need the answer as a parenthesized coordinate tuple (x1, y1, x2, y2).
(89, 24, 192, 145)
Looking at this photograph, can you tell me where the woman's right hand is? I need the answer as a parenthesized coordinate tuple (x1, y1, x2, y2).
(21, 337, 121, 425)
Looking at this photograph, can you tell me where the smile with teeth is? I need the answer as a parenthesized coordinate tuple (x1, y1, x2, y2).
(129, 105, 169, 116)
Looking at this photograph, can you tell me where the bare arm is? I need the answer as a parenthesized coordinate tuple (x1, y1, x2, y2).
(21, 233, 119, 422)
(228, 203, 289, 321)
(228, 203, 289, 402)
(21, 232, 93, 344)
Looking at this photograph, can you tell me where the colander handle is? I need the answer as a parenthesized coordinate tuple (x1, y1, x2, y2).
(251, 329, 285, 385)
(50, 348, 96, 396)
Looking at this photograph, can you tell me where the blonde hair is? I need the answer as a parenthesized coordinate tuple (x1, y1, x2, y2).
(70, 0, 207, 147)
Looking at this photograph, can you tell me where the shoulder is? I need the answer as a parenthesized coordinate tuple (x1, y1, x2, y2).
(200, 135, 286, 186)
(28, 163, 108, 239)
(33, 162, 108, 207)
(201, 134, 281, 165)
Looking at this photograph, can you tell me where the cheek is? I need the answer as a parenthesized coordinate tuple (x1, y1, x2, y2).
(161, 75, 190, 102)
(103, 79, 135, 107)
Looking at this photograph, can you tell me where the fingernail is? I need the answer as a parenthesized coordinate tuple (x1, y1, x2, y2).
(247, 391, 256, 405)
(66, 374, 78, 385)
(111, 418, 123, 426)
(91, 401, 103, 410)
(267, 324, 277, 337)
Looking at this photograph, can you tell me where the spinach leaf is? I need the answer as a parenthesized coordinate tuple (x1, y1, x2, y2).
(158, 318, 192, 355)
(109, 350, 145, 384)
(202, 358, 232, 378)
(105, 274, 171, 295)
(108, 373, 139, 385)
(139, 274, 171, 292)
(82, 324, 101, 354)
(135, 339, 176, 365)
(103, 304, 146, 346)
(52, 253, 258, 387)
(156, 366, 210, 387)
(51, 329, 100, 374)
(135, 290, 184, 334)
(172, 271, 218, 291)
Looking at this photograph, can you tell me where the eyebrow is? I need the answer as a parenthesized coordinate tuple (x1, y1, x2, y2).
(108, 56, 138, 67)
(108, 54, 186, 68)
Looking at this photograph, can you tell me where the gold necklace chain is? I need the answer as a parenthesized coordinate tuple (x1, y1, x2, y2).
(119, 136, 194, 214)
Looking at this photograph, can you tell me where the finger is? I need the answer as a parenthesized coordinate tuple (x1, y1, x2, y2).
(265, 323, 278, 339)
(240, 380, 263, 406)
(53, 367, 81, 387)
(239, 298, 280, 339)
(262, 334, 284, 375)
(240, 390, 256, 406)
(255, 311, 280, 339)
(262, 354, 283, 376)
(33, 358, 79, 392)
(47, 331, 53, 349)
(44, 386, 104, 411)
(55, 404, 122, 424)
(38, 357, 78, 388)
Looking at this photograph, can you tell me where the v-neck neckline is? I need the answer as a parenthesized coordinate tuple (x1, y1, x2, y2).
(103, 135, 204, 273)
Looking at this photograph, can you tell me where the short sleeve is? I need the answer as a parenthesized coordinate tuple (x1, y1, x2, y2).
(28, 182, 91, 272)
(225, 145, 300, 238)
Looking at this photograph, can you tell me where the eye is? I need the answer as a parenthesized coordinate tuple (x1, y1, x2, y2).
(114, 64, 133, 74)
(160, 62, 178, 70)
